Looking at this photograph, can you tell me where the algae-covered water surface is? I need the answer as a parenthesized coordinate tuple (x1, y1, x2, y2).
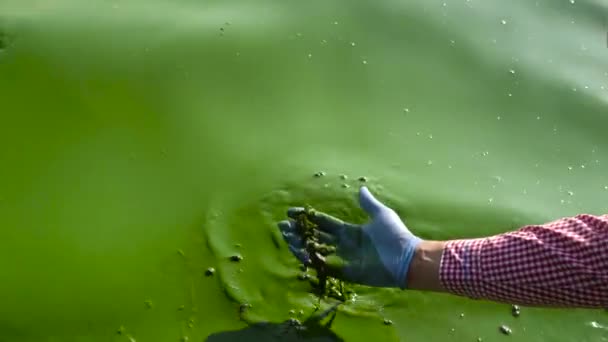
(1, 0, 607, 341)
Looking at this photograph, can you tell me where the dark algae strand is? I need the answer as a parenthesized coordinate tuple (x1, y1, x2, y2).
(294, 206, 355, 302)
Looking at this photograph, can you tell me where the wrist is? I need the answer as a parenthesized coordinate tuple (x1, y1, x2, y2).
(404, 240, 447, 292)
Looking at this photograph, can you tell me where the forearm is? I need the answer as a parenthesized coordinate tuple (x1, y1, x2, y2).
(406, 214, 608, 308)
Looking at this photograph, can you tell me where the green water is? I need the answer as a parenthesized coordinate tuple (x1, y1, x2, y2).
(1, 0, 607, 341)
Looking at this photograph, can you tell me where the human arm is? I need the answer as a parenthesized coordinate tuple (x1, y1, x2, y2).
(278, 187, 608, 308)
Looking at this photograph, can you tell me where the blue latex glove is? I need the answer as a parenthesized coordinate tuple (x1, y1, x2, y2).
(278, 186, 422, 288)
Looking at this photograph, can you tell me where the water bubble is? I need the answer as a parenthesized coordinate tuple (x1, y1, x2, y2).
(307, 53, 312, 59)
(567, 191, 574, 196)
(604, 186, 608, 190)
(427, 160, 433, 166)
(350, 42, 356, 46)
(560, 199, 566, 204)
(580, 164, 586, 169)
(362, 60, 368, 65)
(501, 19, 507, 25)
(568, 166, 573, 171)
(536, 116, 541, 120)
(507, 93, 513, 97)
(497, 116, 501, 120)
(508, 69, 516, 75)
(428, 134, 433, 139)
(569, 0, 575, 3)
(403, 108, 410, 113)
(482, 151, 490, 156)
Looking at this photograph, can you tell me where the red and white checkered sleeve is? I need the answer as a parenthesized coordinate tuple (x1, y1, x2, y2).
(439, 214, 608, 308)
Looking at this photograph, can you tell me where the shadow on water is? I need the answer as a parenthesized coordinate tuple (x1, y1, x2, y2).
(206, 304, 344, 342)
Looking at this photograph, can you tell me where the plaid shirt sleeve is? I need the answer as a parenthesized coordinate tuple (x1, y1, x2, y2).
(439, 214, 608, 308)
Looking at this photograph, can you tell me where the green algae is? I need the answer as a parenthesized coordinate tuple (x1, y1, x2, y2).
(0, 0, 607, 341)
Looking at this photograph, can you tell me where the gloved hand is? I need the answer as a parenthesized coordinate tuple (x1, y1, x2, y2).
(277, 186, 422, 288)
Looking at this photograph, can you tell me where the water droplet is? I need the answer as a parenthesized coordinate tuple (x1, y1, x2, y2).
(450, 40, 456, 46)
(321, 39, 327, 44)
(523, 189, 528, 195)
(117, 326, 126, 335)
(333, 21, 339, 25)
(568, 166, 573, 171)
(416, 132, 421, 136)
(482, 151, 489, 156)
(567, 191, 574, 196)
(341, 183, 350, 188)
(572, 87, 577, 92)
(488, 198, 494, 203)
(403, 108, 410, 113)
(307, 53, 312, 59)
(296, 33, 302, 38)
(507, 93, 513, 97)
(448, 165, 453, 169)
(536, 116, 541, 120)
(362, 60, 368, 65)
(501, 19, 507, 25)
(339, 174, 348, 180)
(604, 186, 608, 190)
(580, 164, 586, 169)
(508, 69, 515, 75)
(181, 336, 189, 342)
(497, 116, 501, 120)
(569, 0, 575, 3)
(350, 42, 356, 46)
(177, 249, 185, 257)
(428, 134, 433, 139)
(128, 336, 136, 342)
(144, 300, 153, 309)
(427, 160, 433, 166)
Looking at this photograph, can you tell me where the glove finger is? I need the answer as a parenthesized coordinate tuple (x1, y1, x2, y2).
(307, 211, 347, 235)
(317, 230, 338, 245)
(359, 186, 387, 218)
(277, 219, 298, 235)
(277, 220, 305, 247)
(289, 245, 311, 265)
(286, 207, 307, 219)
